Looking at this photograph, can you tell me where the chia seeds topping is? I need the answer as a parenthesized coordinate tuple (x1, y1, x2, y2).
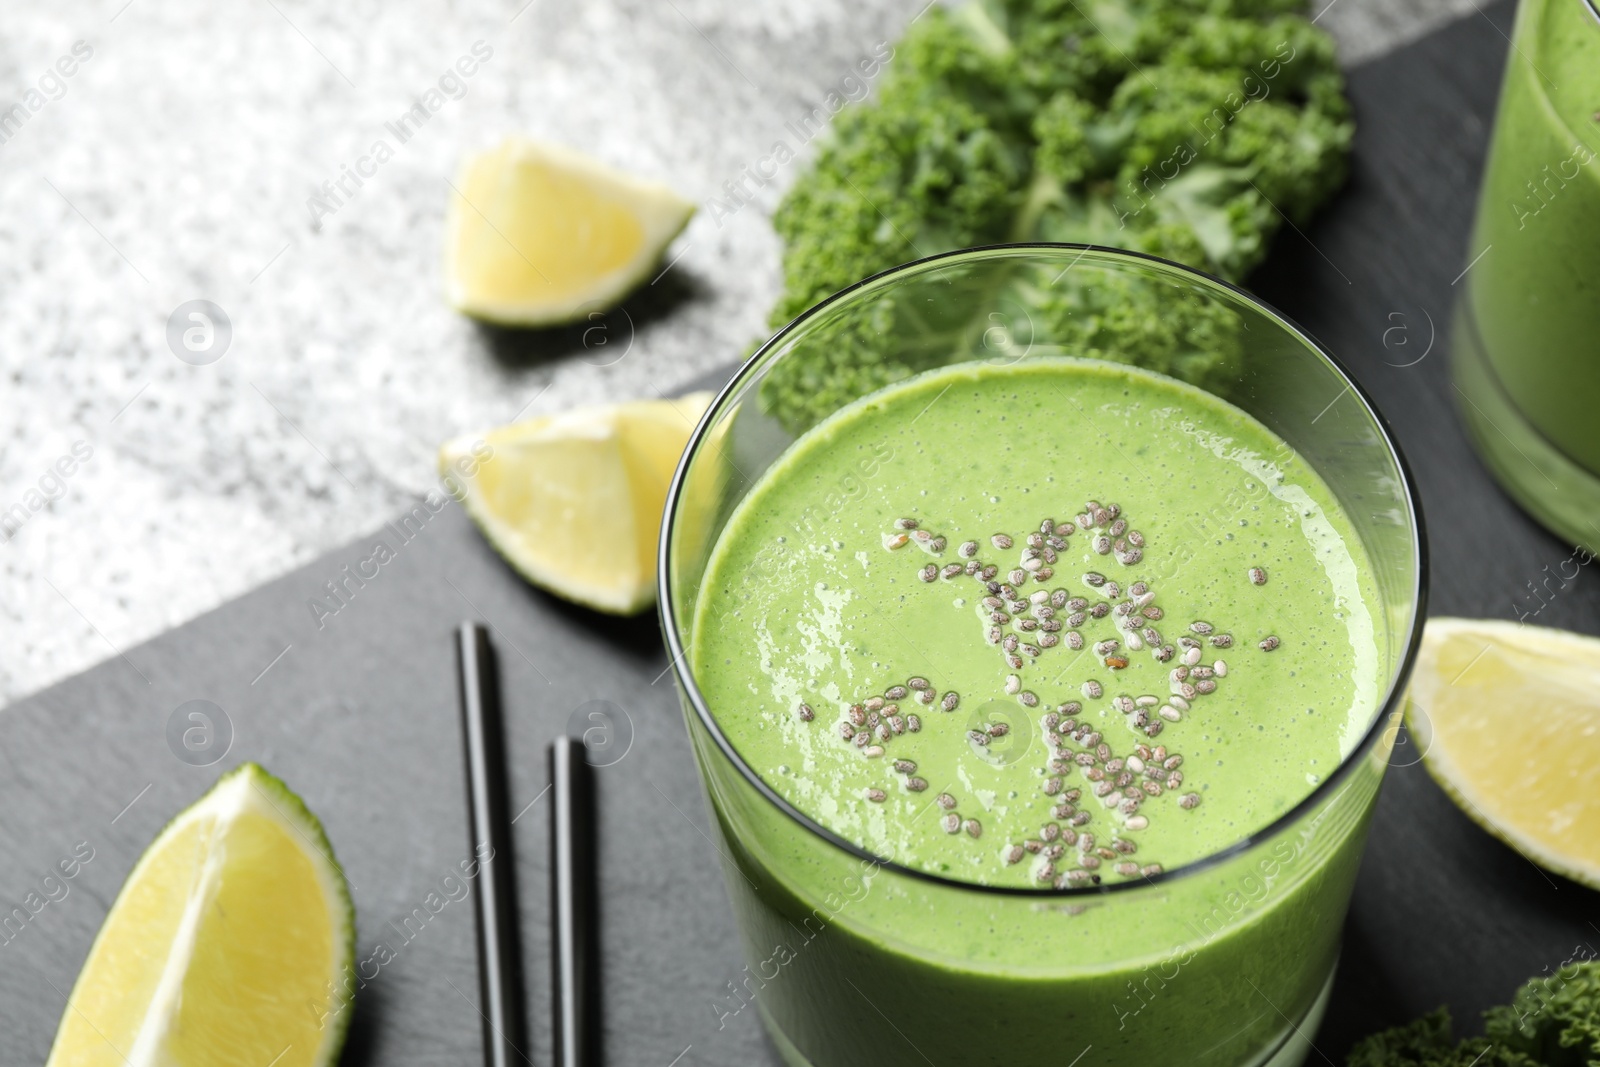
(806, 499, 1281, 885)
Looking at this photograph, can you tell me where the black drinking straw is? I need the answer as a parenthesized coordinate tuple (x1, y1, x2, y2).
(549, 733, 599, 1067)
(455, 622, 529, 1067)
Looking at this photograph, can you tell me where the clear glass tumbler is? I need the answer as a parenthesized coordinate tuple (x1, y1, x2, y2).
(1453, 0, 1600, 550)
(661, 246, 1426, 1067)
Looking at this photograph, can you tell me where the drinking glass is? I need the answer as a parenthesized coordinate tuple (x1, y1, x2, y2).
(1453, 0, 1600, 549)
(661, 245, 1426, 1067)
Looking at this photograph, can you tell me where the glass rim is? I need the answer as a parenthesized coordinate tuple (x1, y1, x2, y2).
(658, 242, 1430, 898)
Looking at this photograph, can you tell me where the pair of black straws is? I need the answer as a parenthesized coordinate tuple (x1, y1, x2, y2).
(455, 621, 598, 1067)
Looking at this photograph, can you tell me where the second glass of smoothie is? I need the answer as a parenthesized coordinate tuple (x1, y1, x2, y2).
(1453, 0, 1600, 548)
(662, 246, 1425, 1067)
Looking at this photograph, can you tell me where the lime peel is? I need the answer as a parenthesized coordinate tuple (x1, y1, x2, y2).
(445, 137, 695, 326)
(441, 392, 714, 615)
(1407, 616, 1600, 889)
(47, 762, 355, 1067)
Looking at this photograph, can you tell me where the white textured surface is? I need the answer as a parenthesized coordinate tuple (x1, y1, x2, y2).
(0, 0, 1481, 703)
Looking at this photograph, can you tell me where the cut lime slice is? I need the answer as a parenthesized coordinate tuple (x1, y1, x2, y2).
(441, 392, 714, 614)
(1407, 617, 1600, 888)
(446, 137, 695, 326)
(46, 763, 356, 1067)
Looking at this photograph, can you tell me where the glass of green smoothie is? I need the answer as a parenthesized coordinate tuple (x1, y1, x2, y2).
(661, 245, 1425, 1067)
(1453, 0, 1600, 549)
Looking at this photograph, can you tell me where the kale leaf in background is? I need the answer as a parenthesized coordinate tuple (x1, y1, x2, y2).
(759, 0, 1354, 433)
(1346, 959, 1600, 1066)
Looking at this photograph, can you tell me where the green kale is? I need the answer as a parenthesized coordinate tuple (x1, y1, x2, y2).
(1347, 960, 1600, 1067)
(759, 0, 1354, 433)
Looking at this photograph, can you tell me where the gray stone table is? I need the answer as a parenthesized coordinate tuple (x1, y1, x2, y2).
(0, 0, 1480, 702)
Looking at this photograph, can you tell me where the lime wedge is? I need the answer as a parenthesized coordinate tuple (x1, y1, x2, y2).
(1407, 617, 1600, 888)
(441, 392, 714, 614)
(445, 137, 695, 326)
(47, 764, 355, 1067)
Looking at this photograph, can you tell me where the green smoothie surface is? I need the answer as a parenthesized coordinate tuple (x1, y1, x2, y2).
(691, 359, 1381, 888)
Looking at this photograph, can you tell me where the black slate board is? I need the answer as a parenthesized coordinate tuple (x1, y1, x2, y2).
(4, 4, 1595, 1064)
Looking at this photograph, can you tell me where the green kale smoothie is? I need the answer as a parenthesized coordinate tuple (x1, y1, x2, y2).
(685, 359, 1387, 1066)
(1460, 0, 1600, 474)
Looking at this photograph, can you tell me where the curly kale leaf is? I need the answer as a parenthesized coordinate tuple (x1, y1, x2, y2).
(1345, 1010, 1520, 1067)
(1484, 960, 1600, 1067)
(759, 0, 1354, 433)
(767, 15, 1030, 327)
(1346, 961, 1600, 1067)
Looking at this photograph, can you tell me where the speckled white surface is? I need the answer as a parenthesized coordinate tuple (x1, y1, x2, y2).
(0, 0, 1479, 704)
